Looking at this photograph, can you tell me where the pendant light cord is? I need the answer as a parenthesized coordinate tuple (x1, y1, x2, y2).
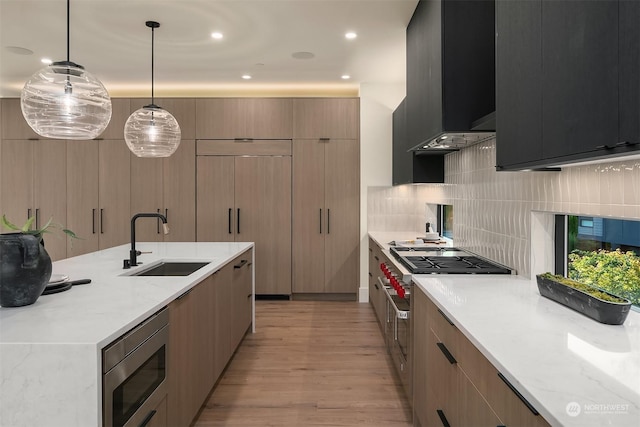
(66, 0, 70, 62)
(151, 24, 155, 105)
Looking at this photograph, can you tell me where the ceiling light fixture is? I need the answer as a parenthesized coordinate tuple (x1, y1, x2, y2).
(41, 58, 53, 65)
(20, 0, 112, 140)
(345, 32, 357, 39)
(242, 74, 252, 80)
(124, 21, 181, 158)
(341, 75, 351, 80)
(211, 32, 223, 39)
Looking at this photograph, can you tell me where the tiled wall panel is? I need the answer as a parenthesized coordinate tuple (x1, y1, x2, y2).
(368, 138, 640, 277)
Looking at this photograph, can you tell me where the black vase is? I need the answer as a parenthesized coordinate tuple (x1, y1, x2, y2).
(0, 232, 52, 307)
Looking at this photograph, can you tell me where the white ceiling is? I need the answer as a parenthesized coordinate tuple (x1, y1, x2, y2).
(0, 0, 417, 98)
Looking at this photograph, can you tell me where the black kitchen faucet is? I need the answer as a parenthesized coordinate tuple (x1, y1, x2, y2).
(124, 213, 169, 268)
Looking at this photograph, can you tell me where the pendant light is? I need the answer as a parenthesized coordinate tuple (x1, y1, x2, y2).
(20, 0, 112, 140)
(124, 21, 180, 158)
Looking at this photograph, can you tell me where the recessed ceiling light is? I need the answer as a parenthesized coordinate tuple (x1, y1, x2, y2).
(5, 46, 33, 55)
(345, 32, 357, 40)
(211, 32, 223, 39)
(292, 51, 315, 60)
(41, 58, 53, 65)
(341, 75, 351, 80)
(242, 74, 252, 80)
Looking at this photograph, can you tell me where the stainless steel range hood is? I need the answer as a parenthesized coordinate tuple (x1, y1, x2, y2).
(410, 111, 496, 152)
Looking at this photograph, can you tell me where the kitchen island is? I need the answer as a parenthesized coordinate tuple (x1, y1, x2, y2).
(0, 242, 254, 427)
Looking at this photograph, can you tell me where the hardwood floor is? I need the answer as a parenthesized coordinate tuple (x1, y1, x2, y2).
(193, 301, 413, 426)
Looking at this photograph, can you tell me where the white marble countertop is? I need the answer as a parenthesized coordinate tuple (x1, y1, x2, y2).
(413, 275, 640, 427)
(0, 241, 254, 427)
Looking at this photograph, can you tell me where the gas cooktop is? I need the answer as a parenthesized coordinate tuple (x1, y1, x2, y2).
(390, 246, 513, 274)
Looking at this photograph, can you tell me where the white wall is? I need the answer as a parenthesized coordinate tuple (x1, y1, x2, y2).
(358, 82, 405, 302)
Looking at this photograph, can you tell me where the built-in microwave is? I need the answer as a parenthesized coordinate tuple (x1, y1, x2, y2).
(102, 308, 169, 427)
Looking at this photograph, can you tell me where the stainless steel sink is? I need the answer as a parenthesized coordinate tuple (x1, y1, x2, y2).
(130, 261, 210, 276)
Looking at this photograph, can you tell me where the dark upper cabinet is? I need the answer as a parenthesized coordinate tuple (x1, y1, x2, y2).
(619, 0, 640, 146)
(406, 0, 495, 149)
(393, 98, 444, 185)
(497, 0, 639, 171)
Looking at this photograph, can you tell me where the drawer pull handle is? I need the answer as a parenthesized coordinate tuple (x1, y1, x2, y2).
(436, 409, 451, 427)
(177, 289, 193, 300)
(234, 259, 248, 269)
(374, 283, 379, 290)
(138, 410, 156, 427)
(374, 255, 379, 261)
(498, 372, 540, 415)
(437, 308, 455, 326)
(437, 342, 457, 364)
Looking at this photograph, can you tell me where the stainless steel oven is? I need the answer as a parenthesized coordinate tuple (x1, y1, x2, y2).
(103, 308, 169, 427)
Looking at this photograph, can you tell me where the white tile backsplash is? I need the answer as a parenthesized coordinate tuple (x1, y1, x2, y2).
(368, 138, 640, 278)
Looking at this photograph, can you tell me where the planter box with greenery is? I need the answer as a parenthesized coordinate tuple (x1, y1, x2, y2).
(536, 273, 632, 325)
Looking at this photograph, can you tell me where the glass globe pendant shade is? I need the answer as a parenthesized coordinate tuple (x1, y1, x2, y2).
(20, 61, 112, 140)
(124, 105, 181, 157)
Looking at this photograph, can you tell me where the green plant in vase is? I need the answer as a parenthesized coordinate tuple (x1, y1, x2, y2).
(1, 214, 79, 245)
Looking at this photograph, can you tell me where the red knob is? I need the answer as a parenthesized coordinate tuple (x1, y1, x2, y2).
(398, 288, 405, 298)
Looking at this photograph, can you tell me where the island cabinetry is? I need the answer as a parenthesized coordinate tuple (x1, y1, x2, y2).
(66, 139, 131, 257)
(197, 140, 291, 296)
(292, 98, 359, 139)
(168, 249, 253, 427)
(0, 139, 67, 260)
(129, 139, 196, 242)
(413, 286, 550, 427)
(292, 138, 359, 296)
(195, 98, 292, 139)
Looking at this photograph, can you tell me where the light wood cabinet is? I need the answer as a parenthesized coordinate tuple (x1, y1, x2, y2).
(197, 141, 291, 296)
(66, 139, 131, 257)
(130, 140, 196, 243)
(292, 139, 359, 296)
(413, 286, 551, 427)
(168, 250, 253, 427)
(368, 239, 387, 328)
(99, 98, 131, 140)
(1, 98, 42, 140)
(196, 98, 293, 139)
(0, 139, 67, 260)
(293, 98, 359, 139)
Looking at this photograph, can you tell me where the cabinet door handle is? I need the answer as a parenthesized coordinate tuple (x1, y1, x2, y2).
(234, 259, 248, 269)
(138, 410, 157, 427)
(100, 209, 104, 234)
(165, 208, 168, 222)
(92, 209, 96, 234)
(27, 209, 32, 224)
(498, 372, 540, 415)
(436, 409, 451, 427)
(374, 255, 379, 261)
(436, 342, 457, 364)
(374, 282, 379, 290)
(437, 309, 455, 326)
(237, 208, 241, 234)
(35, 208, 40, 229)
(156, 208, 161, 234)
(228, 208, 233, 234)
(319, 208, 322, 234)
(327, 208, 330, 234)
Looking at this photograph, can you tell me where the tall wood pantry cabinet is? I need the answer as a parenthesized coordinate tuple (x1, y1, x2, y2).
(196, 140, 292, 296)
(129, 99, 196, 243)
(292, 98, 360, 297)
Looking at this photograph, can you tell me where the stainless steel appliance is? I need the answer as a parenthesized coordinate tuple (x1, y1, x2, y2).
(390, 246, 514, 274)
(103, 308, 168, 427)
(378, 246, 513, 401)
